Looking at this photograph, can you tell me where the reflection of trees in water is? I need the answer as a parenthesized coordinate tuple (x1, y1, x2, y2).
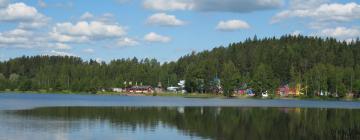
(8, 107, 360, 140)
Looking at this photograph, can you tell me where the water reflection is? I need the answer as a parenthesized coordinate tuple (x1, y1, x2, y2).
(1, 107, 360, 140)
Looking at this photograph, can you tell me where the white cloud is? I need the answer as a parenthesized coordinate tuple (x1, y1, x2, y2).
(0, 29, 35, 46)
(216, 20, 250, 31)
(315, 27, 360, 40)
(272, 2, 360, 23)
(146, 13, 185, 26)
(5, 28, 33, 36)
(83, 48, 95, 53)
(80, 12, 94, 20)
(0, 28, 49, 48)
(143, 0, 283, 12)
(0, 2, 49, 29)
(289, 0, 328, 10)
(49, 32, 89, 43)
(144, 32, 171, 43)
(117, 37, 139, 47)
(0, 3, 48, 22)
(271, 2, 360, 40)
(291, 30, 301, 36)
(51, 21, 126, 42)
(0, 28, 72, 50)
(52, 43, 71, 50)
(47, 50, 75, 56)
(18, 19, 48, 29)
(79, 12, 115, 23)
(55, 21, 125, 37)
(0, 3, 136, 52)
(143, 0, 193, 11)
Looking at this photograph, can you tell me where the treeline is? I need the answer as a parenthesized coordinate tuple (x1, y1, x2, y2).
(0, 56, 174, 92)
(0, 35, 360, 97)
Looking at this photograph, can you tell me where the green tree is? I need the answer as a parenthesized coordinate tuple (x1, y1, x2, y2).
(354, 80, 360, 95)
(221, 61, 239, 97)
(0, 73, 6, 90)
(252, 63, 278, 95)
(9, 73, 20, 90)
(290, 65, 301, 87)
(304, 64, 328, 96)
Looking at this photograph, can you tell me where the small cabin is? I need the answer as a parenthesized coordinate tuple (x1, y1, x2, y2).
(234, 89, 246, 95)
(167, 86, 179, 92)
(277, 85, 291, 96)
(277, 85, 301, 97)
(234, 88, 255, 96)
(126, 86, 154, 94)
(246, 89, 255, 96)
(112, 88, 123, 93)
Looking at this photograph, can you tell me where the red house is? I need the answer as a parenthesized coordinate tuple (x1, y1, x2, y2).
(276, 85, 296, 96)
(234, 89, 246, 95)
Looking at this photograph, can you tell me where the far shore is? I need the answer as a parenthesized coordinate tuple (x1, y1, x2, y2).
(1, 90, 359, 102)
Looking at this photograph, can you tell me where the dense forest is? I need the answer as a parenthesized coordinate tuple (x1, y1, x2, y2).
(0, 35, 360, 97)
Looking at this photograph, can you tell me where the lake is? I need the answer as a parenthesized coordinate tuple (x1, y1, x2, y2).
(0, 93, 360, 140)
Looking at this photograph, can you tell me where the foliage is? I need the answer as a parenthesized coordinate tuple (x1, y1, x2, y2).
(0, 35, 359, 97)
(252, 63, 278, 95)
(221, 61, 239, 96)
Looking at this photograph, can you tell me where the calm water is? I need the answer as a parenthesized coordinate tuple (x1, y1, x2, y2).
(0, 93, 360, 140)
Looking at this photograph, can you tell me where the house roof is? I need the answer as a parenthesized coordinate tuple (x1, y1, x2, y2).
(130, 86, 152, 89)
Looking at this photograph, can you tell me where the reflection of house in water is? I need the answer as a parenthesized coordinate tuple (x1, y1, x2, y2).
(216, 107, 221, 116)
(177, 107, 184, 114)
(280, 108, 301, 115)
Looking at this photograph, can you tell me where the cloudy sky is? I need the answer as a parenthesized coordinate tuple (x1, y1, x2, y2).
(0, 0, 359, 62)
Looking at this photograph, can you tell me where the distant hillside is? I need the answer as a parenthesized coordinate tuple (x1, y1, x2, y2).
(175, 35, 360, 96)
(0, 35, 359, 97)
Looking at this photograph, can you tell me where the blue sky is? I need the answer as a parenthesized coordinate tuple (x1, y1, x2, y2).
(0, 0, 359, 62)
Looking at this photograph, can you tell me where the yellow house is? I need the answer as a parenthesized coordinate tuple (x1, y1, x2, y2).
(295, 84, 304, 96)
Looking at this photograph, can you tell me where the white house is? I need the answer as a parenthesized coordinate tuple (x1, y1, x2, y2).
(112, 88, 123, 93)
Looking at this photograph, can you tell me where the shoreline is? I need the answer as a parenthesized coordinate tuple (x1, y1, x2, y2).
(1, 90, 359, 102)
